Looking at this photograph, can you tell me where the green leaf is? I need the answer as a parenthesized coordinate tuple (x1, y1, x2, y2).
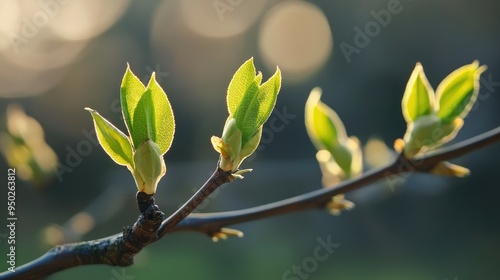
(257, 68, 281, 126)
(232, 79, 260, 144)
(120, 65, 175, 154)
(85, 108, 133, 167)
(239, 126, 262, 161)
(436, 61, 487, 123)
(305, 87, 347, 152)
(120, 64, 146, 147)
(227, 57, 257, 116)
(132, 73, 175, 155)
(330, 143, 352, 177)
(233, 67, 281, 144)
(401, 63, 435, 123)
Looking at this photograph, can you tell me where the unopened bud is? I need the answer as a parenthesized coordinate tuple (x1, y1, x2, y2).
(133, 139, 166, 194)
(403, 114, 462, 157)
(431, 161, 470, 177)
(221, 118, 242, 160)
(330, 143, 352, 177)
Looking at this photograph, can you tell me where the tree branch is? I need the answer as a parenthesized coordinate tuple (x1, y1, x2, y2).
(1, 127, 499, 279)
(0, 203, 164, 280)
(171, 126, 500, 236)
(0, 168, 232, 279)
(156, 167, 233, 239)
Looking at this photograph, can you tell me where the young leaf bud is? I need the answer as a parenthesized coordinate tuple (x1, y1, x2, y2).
(403, 114, 464, 157)
(221, 118, 242, 159)
(330, 143, 353, 178)
(237, 127, 262, 168)
(431, 161, 470, 177)
(403, 114, 442, 157)
(132, 139, 166, 195)
(213, 118, 244, 171)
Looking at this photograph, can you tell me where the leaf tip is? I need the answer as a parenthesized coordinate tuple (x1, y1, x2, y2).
(476, 63, 488, 76)
(310, 87, 322, 100)
(468, 60, 487, 76)
(402, 62, 435, 123)
(273, 66, 282, 86)
(274, 65, 281, 76)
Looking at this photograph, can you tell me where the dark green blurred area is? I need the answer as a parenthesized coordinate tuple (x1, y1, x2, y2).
(1, 0, 500, 279)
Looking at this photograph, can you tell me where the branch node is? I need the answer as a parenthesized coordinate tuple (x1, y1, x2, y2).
(136, 191, 156, 213)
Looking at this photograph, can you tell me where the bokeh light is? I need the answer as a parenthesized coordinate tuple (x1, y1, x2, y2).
(0, 105, 58, 185)
(47, 0, 130, 41)
(0, 1, 21, 51)
(1, 1, 500, 279)
(151, 0, 249, 112)
(258, 1, 333, 81)
(180, 0, 267, 38)
(0, 0, 130, 97)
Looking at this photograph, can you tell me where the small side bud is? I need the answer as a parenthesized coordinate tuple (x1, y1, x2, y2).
(213, 118, 262, 172)
(221, 118, 242, 157)
(212, 118, 244, 172)
(232, 168, 253, 180)
(317, 136, 362, 184)
(403, 113, 465, 158)
(211, 227, 244, 242)
(211, 136, 234, 171)
(431, 161, 470, 177)
(326, 194, 355, 216)
(346, 136, 363, 178)
(133, 139, 166, 195)
(403, 114, 442, 157)
(393, 138, 405, 154)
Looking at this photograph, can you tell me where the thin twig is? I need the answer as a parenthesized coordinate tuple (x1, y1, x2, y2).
(1, 127, 499, 279)
(0, 204, 164, 280)
(156, 167, 232, 239)
(171, 126, 500, 236)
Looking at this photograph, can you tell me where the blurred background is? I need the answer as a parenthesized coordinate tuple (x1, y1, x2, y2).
(1, 0, 500, 279)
